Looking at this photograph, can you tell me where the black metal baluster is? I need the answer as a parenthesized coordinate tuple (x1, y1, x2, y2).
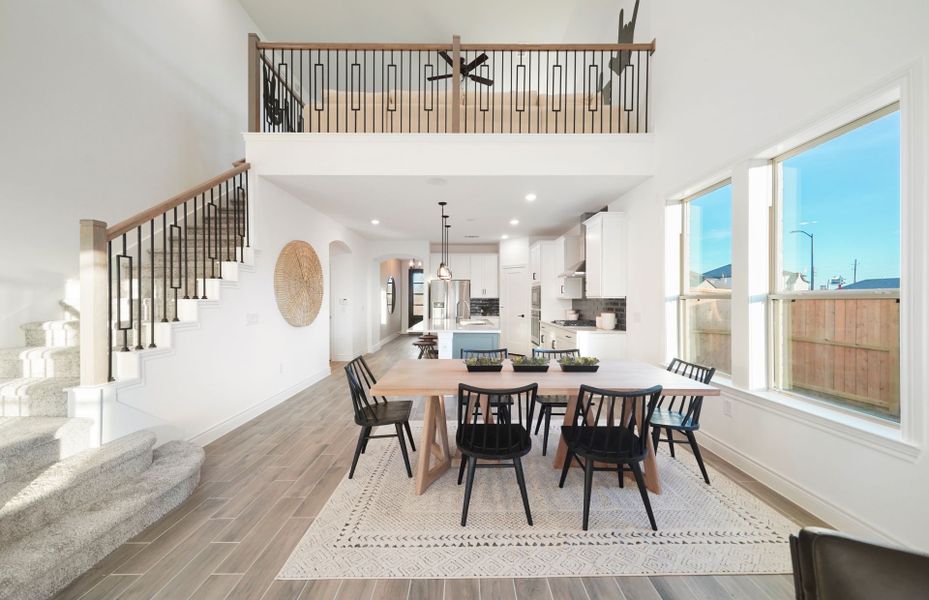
(172, 207, 180, 321)
(225, 179, 231, 262)
(161, 214, 168, 322)
(192, 194, 199, 299)
(244, 171, 250, 248)
(119, 233, 130, 351)
(107, 240, 113, 380)
(135, 226, 143, 350)
(183, 199, 189, 299)
(149, 220, 156, 347)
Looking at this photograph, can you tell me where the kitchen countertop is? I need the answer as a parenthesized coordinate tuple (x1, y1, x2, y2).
(545, 321, 626, 334)
(408, 317, 501, 334)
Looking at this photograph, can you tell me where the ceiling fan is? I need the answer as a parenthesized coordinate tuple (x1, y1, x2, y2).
(427, 51, 494, 86)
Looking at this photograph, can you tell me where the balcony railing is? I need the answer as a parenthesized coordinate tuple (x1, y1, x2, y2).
(247, 35, 655, 134)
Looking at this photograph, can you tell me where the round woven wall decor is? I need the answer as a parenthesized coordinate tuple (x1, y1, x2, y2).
(274, 240, 324, 327)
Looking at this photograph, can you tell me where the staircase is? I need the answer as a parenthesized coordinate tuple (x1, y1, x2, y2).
(0, 303, 205, 600)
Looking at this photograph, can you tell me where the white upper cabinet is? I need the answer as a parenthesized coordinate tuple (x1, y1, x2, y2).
(469, 254, 498, 298)
(584, 212, 627, 298)
(529, 243, 542, 283)
(450, 254, 471, 280)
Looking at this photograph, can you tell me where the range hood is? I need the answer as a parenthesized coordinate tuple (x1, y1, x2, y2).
(559, 211, 600, 278)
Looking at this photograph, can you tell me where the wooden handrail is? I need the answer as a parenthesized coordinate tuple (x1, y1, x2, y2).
(107, 163, 250, 240)
(257, 42, 453, 51)
(258, 53, 304, 106)
(256, 40, 656, 53)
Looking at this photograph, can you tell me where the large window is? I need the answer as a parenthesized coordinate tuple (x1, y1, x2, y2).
(680, 180, 732, 374)
(771, 104, 901, 422)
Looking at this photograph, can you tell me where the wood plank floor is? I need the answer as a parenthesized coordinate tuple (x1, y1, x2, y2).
(54, 336, 824, 600)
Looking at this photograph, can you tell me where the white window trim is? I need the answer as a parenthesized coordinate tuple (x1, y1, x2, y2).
(666, 71, 924, 449)
(678, 180, 733, 371)
(769, 102, 903, 426)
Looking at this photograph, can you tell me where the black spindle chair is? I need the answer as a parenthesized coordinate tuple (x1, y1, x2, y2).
(559, 384, 662, 531)
(528, 347, 580, 456)
(650, 358, 715, 484)
(344, 356, 416, 479)
(457, 383, 536, 527)
(460, 348, 509, 360)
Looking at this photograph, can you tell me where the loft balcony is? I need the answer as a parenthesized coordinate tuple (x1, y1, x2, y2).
(248, 35, 655, 135)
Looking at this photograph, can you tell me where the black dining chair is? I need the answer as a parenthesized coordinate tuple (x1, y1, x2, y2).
(528, 347, 580, 456)
(650, 358, 715, 484)
(560, 384, 662, 531)
(460, 348, 509, 360)
(456, 383, 536, 527)
(344, 355, 416, 479)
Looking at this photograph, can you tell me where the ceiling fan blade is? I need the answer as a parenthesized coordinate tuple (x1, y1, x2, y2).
(462, 53, 489, 74)
(426, 73, 453, 82)
(468, 74, 494, 86)
(437, 50, 455, 67)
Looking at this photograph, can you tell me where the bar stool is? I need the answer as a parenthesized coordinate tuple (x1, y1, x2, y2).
(413, 336, 437, 359)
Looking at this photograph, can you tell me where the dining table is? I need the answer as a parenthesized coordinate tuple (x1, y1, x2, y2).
(369, 358, 720, 495)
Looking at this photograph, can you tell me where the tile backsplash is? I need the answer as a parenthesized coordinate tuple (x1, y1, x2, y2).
(470, 297, 499, 316)
(571, 298, 626, 330)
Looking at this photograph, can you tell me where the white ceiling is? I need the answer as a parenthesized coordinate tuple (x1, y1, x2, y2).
(238, 0, 636, 44)
(268, 175, 645, 242)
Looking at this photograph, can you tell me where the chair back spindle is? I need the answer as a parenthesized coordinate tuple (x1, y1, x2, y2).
(569, 384, 662, 461)
(460, 348, 509, 360)
(532, 348, 580, 361)
(657, 359, 715, 428)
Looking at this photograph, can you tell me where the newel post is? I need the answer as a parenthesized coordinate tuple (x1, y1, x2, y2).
(451, 34, 461, 133)
(248, 33, 261, 132)
(79, 220, 109, 386)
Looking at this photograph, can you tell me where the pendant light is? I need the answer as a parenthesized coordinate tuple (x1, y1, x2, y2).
(436, 202, 452, 280)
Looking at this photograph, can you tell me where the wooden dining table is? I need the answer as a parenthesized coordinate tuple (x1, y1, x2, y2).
(369, 358, 720, 495)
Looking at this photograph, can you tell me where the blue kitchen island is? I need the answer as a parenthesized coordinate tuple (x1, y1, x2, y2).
(407, 318, 501, 359)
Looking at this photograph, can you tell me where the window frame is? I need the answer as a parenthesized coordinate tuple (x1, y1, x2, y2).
(678, 178, 733, 373)
(767, 102, 902, 423)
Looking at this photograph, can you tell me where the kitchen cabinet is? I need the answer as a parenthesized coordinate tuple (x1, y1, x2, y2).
(584, 212, 627, 298)
(450, 254, 471, 280)
(529, 243, 541, 283)
(469, 254, 498, 298)
(553, 235, 583, 299)
(543, 322, 627, 359)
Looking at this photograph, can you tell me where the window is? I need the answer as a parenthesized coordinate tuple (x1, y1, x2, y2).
(680, 180, 732, 374)
(771, 104, 901, 422)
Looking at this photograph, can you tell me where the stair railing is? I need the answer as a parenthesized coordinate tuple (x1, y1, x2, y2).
(247, 33, 656, 134)
(79, 162, 250, 386)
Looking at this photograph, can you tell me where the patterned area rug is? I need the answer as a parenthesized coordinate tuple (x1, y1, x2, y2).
(279, 422, 796, 579)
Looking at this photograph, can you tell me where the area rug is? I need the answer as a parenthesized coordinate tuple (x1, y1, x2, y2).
(278, 422, 796, 579)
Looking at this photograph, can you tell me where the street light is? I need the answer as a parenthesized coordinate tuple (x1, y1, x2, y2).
(790, 229, 814, 290)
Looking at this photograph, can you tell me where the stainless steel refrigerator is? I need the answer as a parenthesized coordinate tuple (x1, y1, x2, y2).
(429, 279, 471, 321)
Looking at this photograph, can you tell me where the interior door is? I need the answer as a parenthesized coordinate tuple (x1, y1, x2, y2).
(501, 266, 531, 356)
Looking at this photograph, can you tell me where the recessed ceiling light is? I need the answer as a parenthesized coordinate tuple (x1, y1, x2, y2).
(370, 219, 380, 225)
(509, 219, 520, 226)
(525, 193, 537, 202)
(501, 234, 509, 240)
(427, 177, 447, 186)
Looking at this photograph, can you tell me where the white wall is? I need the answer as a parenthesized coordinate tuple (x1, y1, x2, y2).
(613, 0, 929, 550)
(0, 0, 261, 346)
(106, 177, 367, 444)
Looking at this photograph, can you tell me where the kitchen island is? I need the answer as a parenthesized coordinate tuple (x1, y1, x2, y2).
(408, 317, 501, 359)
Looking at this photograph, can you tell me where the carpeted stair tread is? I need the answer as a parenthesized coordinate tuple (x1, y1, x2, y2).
(0, 346, 80, 378)
(0, 430, 156, 545)
(20, 320, 80, 348)
(0, 440, 204, 600)
(0, 417, 92, 484)
(0, 377, 76, 417)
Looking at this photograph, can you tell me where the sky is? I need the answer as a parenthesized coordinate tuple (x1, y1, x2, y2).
(688, 109, 900, 290)
(781, 110, 900, 288)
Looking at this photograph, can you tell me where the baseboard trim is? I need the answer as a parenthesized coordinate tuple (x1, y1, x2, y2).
(698, 430, 897, 545)
(367, 332, 400, 355)
(187, 366, 331, 447)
